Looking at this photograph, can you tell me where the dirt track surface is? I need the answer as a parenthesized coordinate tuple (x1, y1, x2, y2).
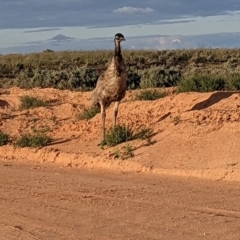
(0, 160, 240, 240)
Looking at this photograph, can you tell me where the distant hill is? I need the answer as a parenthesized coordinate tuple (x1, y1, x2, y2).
(50, 34, 74, 41)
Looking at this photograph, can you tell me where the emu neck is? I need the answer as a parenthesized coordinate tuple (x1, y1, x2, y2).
(114, 41, 122, 57)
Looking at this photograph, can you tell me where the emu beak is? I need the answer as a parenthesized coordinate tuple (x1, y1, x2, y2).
(122, 38, 126, 41)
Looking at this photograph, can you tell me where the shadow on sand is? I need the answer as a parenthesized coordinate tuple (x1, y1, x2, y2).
(153, 112, 171, 124)
(48, 138, 72, 146)
(0, 100, 9, 108)
(189, 91, 240, 111)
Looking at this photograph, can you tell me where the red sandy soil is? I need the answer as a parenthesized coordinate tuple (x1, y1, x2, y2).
(1, 87, 240, 182)
(1, 88, 240, 239)
(0, 161, 240, 240)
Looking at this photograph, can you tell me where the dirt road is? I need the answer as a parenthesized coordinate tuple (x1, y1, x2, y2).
(0, 160, 240, 240)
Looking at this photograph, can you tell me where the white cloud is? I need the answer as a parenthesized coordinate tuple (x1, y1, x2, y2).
(139, 36, 183, 50)
(171, 39, 181, 44)
(113, 7, 154, 14)
(225, 10, 240, 15)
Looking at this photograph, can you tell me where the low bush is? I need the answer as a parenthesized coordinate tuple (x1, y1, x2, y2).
(19, 95, 47, 109)
(225, 74, 240, 91)
(104, 125, 153, 147)
(135, 89, 167, 100)
(105, 125, 132, 147)
(0, 131, 9, 146)
(140, 67, 181, 88)
(177, 74, 226, 92)
(15, 133, 51, 148)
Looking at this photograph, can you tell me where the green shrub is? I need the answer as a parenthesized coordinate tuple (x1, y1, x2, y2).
(76, 107, 100, 120)
(135, 89, 167, 100)
(104, 125, 153, 147)
(2, 48, 240, 91)
(15, 67, 99, 91)
(139, 67, 159, 88)
(225, 74, 240, 90)
(178, 74, 226, 92)
(105, 125, 132, 147)
(15, 133, 51, 148)
(140, 67, 181, 88)
(127, 71, 141, 89)
(69, 67, 99, 91)
(19, 95, 47, 109)
(0, 131, 9, 146)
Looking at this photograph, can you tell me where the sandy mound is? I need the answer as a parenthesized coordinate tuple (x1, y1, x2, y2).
(1, 87, 240, 182)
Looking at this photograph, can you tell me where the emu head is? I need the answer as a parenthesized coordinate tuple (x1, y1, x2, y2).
(114, 33, 126, 42)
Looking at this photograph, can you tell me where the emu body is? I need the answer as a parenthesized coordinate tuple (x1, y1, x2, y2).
(90, 33, 127, 145)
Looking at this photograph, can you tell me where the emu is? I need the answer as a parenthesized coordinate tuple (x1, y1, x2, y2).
(90, 33, 127, 145)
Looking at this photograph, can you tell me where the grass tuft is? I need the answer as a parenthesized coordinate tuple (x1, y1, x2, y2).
(135, 89, 167, 101)
(104, 125, 154, 147)
(15, 133, 51, 148)
(76, 106, 100, 120)
(19, 95, 47, 109)
(105, 125, 132, 147)
(0, 131, 9, 146)
(113, 143, 134, 160)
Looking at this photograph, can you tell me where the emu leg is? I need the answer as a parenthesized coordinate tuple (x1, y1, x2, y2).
(99, 102, 106, 145)
(113, 101, 120, 126)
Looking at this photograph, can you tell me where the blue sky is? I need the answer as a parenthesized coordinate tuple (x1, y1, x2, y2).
(0, 0, 240, 54)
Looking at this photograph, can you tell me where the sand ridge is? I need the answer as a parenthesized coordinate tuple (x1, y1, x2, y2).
(1, 87, 240, 182)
